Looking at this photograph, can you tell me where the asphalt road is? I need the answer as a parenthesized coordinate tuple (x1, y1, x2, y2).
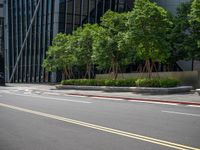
(0, 90, 200, 150)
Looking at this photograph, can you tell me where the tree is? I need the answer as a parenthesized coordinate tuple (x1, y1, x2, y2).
(43, 33, 77, 79)
(168, 2, 193, 67)
(73, 24, 98, 79)
(169, 1, 200, 70)
(127, 0, 172, 78)
(93, 10, 134, 79)
(189, 0, 200, 48)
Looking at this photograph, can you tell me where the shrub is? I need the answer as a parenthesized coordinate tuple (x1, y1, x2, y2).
(159, 78, 180, 87)
(61, 78, 179, 87)
(135, 78, 179, 87)
(115, 79, 137, 86)
(104, 79, 116, 86)
(135, 78, 160, 87)
(61, 79, 136, 87)
(96, 80, 106, 86)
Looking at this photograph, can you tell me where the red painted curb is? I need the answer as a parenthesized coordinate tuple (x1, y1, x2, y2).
(68, 93, 200, 106)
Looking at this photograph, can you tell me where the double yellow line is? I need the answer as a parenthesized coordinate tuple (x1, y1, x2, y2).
(0, 102, 199, 150)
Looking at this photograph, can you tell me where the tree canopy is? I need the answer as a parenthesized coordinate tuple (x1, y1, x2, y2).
(73, 24, 99, 78)
(93, 10, 134, 79)
(43, 33, 77, 79)
(127, 0, 172, 77)
(189, 0, 200, 48)
(43, 0, 200, 80)
(168, 0, 200, 70)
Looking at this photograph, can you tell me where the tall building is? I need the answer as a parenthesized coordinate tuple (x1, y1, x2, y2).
(4, 0, 132, 83)
(0, 0, 4, 85)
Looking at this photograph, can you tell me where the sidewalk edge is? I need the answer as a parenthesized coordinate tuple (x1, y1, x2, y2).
(68, 93, 200, 106)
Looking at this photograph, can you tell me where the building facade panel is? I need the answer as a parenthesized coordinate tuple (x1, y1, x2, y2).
(153, 0, 190, 15)
(0, 0, 4, 85)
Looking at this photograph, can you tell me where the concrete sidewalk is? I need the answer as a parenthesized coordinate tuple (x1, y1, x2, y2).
(2, 83, 200, 105)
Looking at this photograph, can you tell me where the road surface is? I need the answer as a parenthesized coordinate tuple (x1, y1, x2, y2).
(0, 89, 200, 150)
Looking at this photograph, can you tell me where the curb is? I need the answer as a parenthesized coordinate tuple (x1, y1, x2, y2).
(196, 89, 200, 95)
(56, 85, 193, 94)
(68, 93, 200, 106)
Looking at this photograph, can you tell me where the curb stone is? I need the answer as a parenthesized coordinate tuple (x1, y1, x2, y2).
(68, 93, 200, 106)
(196, 89, 200, 95)
(56, 85, 193, 94)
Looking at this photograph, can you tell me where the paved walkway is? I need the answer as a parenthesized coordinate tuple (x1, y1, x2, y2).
(1, 84, 200, 104)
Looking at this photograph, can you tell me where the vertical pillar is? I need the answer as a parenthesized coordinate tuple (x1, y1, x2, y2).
(4, 0, 9, 82)
(50, 0, 59, 83)
(198, 71, 200, 88)
(28, 0, 33, 82)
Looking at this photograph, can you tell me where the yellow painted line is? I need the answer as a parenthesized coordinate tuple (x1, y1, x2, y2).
(0, 102, 199, 150)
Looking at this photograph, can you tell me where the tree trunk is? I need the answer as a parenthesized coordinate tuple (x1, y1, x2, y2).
(85, 64, 91, 79)
(192, 58, 194, 71)
(114, 63, 118, 80)
(64, 67, 68, 80)
(68, 66, 73, 79)
(111, 59, 118, 80)
(147, 59, 152, 78)
(141, 59, 153, 78)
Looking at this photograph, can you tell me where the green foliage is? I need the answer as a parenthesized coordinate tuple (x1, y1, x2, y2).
(127, 0, 172, 63)
(61, 78, 179, 87)
(169, 1, 200, 65)
(73, 24, 99, 78)
(44, 1, 199, 80)
(93, 10, 134, 79)
(135, 78, 180, 87)
(189, 0, 200, 48)
(43, 33, 77, 72)
(126, 0, 172, 77)
(104, 79, 117, 86)
(115, 79, 137, 86)
(136, 78, 160, 87)
(159, 78, 180, 88)
(168, 2, 192, 63)
(61, 79, 137, 87)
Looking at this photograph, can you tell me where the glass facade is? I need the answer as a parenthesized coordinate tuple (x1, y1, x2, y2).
(0, 17, 3, 55)
(5, 0, 132, 83)
(0, 0, 4, 85)
(58, 0, 132, 33)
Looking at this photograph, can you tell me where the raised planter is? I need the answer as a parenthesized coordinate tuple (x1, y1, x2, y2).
(196, 89, 200, 95)
(56, 85, 193, 94)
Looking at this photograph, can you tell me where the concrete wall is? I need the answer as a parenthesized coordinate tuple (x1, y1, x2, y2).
(96, 71, 200, 88)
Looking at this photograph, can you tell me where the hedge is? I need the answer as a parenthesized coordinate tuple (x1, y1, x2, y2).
(135, 78, 180, 87)
(61, 78, 180, 87)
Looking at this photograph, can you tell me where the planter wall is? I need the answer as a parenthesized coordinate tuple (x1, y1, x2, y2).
(96, 71, 200, 88)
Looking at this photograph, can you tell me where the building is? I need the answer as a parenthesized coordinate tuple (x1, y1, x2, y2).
(0, 0, 3, 52)
(0, 0, 4, 85)
(153, 0, 189, 15)
(4, 0, 132, 83)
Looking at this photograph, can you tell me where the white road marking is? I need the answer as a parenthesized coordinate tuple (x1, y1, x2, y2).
(162, 111, 200, 117)
(129, 100, 178, 106)
(43, 92, 60, 96)
(65, 94, 87, 98)
(153, 102, 178, 106)
(0, 102, 199, 150)
(6, 93, 92, 104)
(187, 105, 200, 108)
(92, 97, 124, 101)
